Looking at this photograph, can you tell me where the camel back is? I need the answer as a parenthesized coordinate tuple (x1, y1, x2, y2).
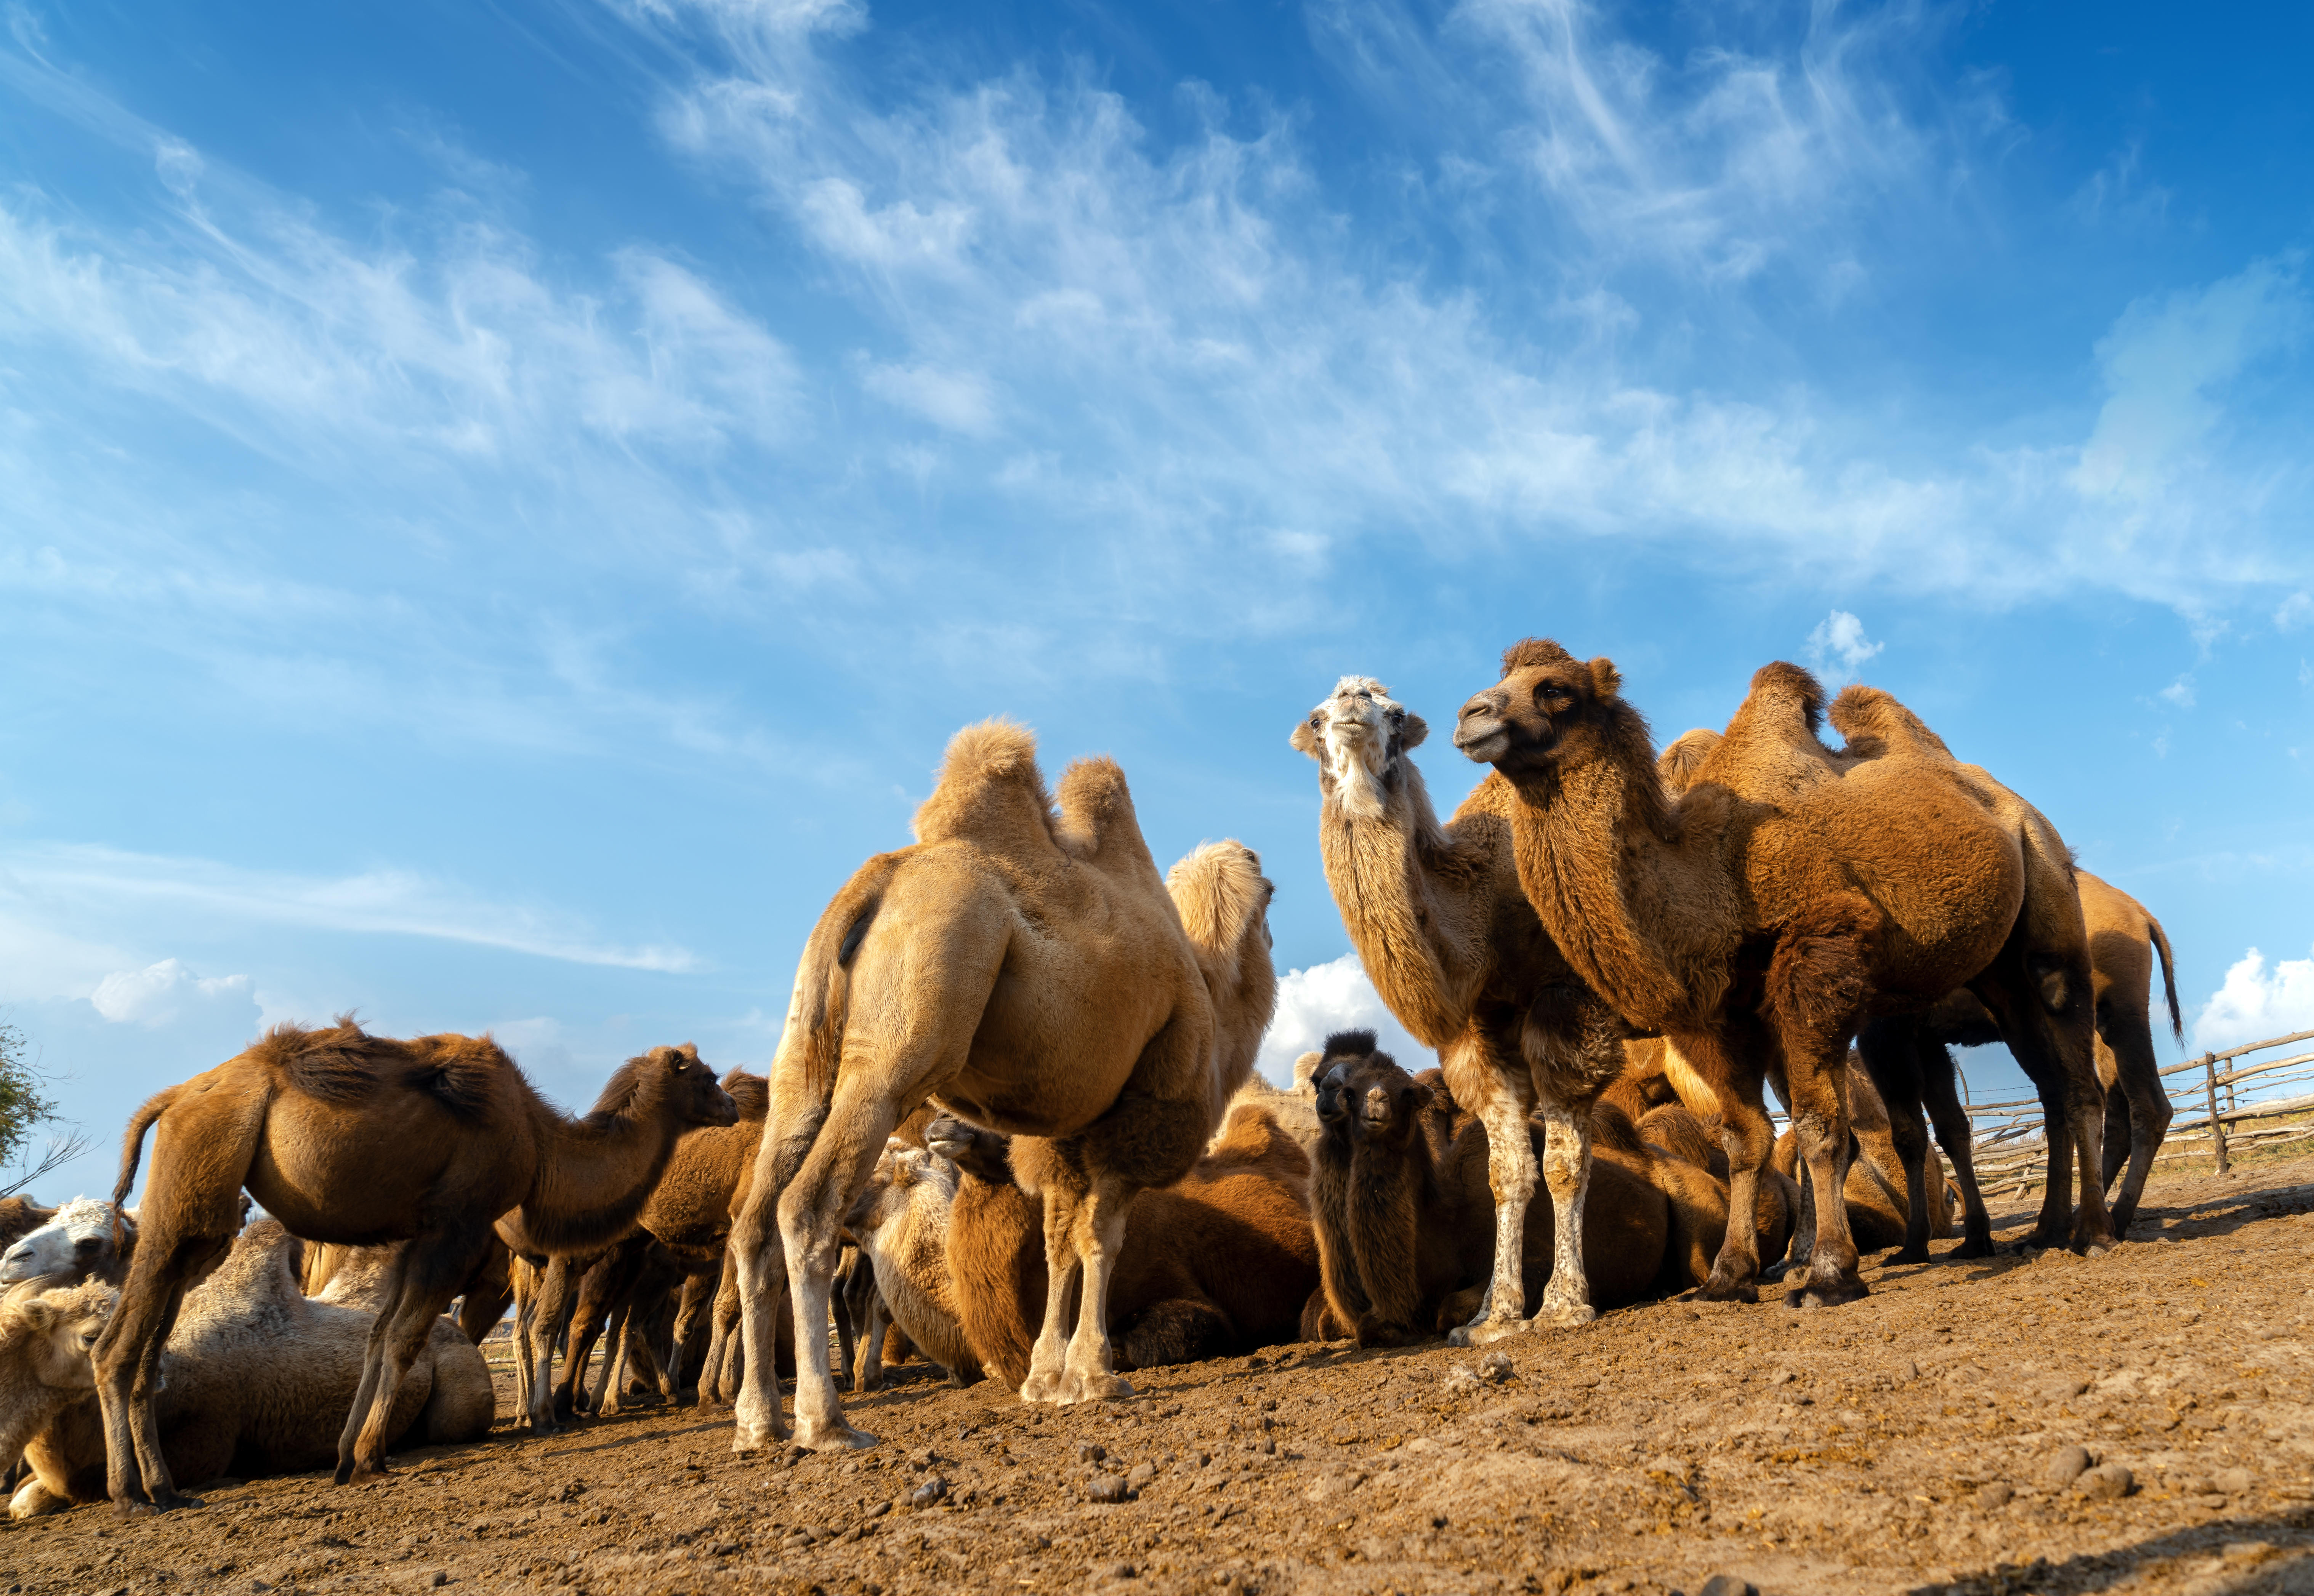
(912, 720, 1059, 854)
(245, 1019, 514, 1120)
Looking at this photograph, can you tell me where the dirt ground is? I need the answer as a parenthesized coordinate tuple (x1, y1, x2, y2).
(10, 1158, 2313, 1596)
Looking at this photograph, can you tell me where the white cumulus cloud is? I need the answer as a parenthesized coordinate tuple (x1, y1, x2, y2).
(2194, 945, 2314, 1053)
(1254, 951, 1430, 1087)
(90, 958, 253, 1028)
(1805, 609, 1883, 682)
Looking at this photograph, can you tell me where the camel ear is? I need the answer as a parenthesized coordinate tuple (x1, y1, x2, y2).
(1588, 657, 1622, 700)
(1289, 717, 1320, 757)
(1399, 712, 1428, 750)
(1409, 1082, 1436, 1113)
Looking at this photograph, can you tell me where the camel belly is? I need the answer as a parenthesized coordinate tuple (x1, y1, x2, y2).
(245, 1097, 489, 1245)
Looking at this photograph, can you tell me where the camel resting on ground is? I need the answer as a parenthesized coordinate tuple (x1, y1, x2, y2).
(0, 1282, 114, 1479)
(728, 722, 1276, 1451)
(925, 1101, 1319, 1387)
(101, 1021, 735, 1509)
(842, 1142, 980, 1388)
(0, 1199, 141, 1298)
(14, 1221, 494, 1519)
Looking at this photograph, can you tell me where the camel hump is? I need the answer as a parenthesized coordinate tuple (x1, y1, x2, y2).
(1201, 1101, 1307, 1179)
(912, 719, 1058, 851)
(1657, 728, 1721, 792)
(1724, 661, 1828, 748)
(1166, 840, 1271, 975)
(1051, 755, 1160, 882)
(1826, 684, 1954, 762)
(719, 1068, 771, 1122)
(402, 1034, 515, 1119)
(252, 1016, 380, 1106)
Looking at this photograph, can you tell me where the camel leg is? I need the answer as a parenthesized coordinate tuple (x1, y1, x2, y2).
(1693, 1029, 1773, 1304)
(1973, 949, 2112, 1253)
(1056, 1088, 1213, 1403)
(731, 1089, 824, 1451)
(1917, 1037, 1995, 1258)
(1055, 1173, 1136, 1404)
(559, 1252, 627, 1418)
(339, 1234, 478, 1483)
(93, 1217, 233, 1514)
(1019, 1175, 1085, 1403)
(666, 1268, 711, 1400)
(591, 1305, 631, 1417)
(1532, 1101, 1596, 1328)
(1447, 1076, 1545, 1345)
(1858, 1018, 1936, 1265)
(2099, 999, 2173, 1235)
(521, 1257, 573, 1433)
(508, 1258, 535, 1421)
(854, 1286, 888, 1394)
(832, 1248, 859, 1388)
(699, 1251, 739, 1408)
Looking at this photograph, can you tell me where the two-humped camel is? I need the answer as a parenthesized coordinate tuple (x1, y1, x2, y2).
(1292, 678, 1631, 1341)
(1454, 645, 2109, 1307)
(728, 722, 1275, 1450)
(98, 1020, 736, 1509)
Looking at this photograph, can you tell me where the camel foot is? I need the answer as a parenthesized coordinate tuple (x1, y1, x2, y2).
(793, 1417, 878, 1452)
(1057, 1370, 1135, 1405)
(1696, 1274, 1760, 1306)
(1947, 1235, 1997, 1261)
(338, 1460, 389, 1486)
(116, 1487, 200, 1515)
(111, 1497, 159, 1518)
(1783, 1275, 1869, 1309)
(1447, 1316, 1522, 1348)
(1534, 1300, 1596, 1330)
(731, 1414, 789, 1454)
(1888, 1246, 1931, 1267)
(1019, 1370, 1065, 1404)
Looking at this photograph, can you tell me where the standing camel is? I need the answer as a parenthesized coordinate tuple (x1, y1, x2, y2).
(1290, 677, 1630, 1341)
(1453, 644, 2110, 1307)
(97, 1022, 736, 1510)
(728, 722, 1276, 1451)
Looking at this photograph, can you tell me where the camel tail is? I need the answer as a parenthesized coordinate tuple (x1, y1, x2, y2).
(2147, 912, 2185, 1044)
(112, 1084, 184, 1236)
(786, 852, 907, 1106)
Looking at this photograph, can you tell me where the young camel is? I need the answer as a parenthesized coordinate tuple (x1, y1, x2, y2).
(16, 1221, 493, 1518)
(0, 1199, 138, 1297)
(843, 1143, 981, 1386)
(1292, 677, 1631, 1344)
(728, 723, 1276, 1451)
(1454, 645, 2109, 1308)
(99, 1022, 736, 1510)
(0, 1282, 114, 1477)
(924, 1101, 1318, 1385)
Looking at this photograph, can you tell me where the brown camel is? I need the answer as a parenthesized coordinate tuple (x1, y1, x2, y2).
(2080, 871, 2183, 1230)
(924, 1100, 1319, 1385)
(1453, 645, 2110, 1307)
(17, 1221, 492, 1517)
(1768, 1053, 1954, 1252)
(1292, 677, 1631, 1343)
(728, 722, 1275, 1451)
(1305, 1034, 1749, 1344)
(99, 1021, 736, 1509)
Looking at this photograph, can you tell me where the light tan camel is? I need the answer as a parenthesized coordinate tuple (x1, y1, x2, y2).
(99, 1022, 735, 1509)
(0, 1281, 114, 1477)
(1292, 677, 1631, 1343)
(15, 1221, 493, 1518)
(927, 1101, 1318, 1386)
(842, 1142, 980, 1386)
(1454, 645, 2109, 1307)
(729, 723, 1275, 1450)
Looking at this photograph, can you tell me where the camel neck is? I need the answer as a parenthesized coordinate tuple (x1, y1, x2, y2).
(1502, 751, 1739, 1032)
(524, 1095, 685, 1254)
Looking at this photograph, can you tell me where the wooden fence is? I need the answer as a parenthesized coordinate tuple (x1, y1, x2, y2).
(1952, 1026, 2314, 1196)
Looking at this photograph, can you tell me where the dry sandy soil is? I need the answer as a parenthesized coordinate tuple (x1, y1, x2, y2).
(10, 1157, 2314, 1596)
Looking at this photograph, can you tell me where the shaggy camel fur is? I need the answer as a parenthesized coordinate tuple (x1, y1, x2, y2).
(729, 722, 1275, 1450)
(923, 1101, 1319, 1386)
(1455, 646, 2109, 1308)
(15, 1221, 494, 1518)
(1305, 1034, 1749, 1344)
(101, 1023, 735, 1508)
(0, 1282, 113, 1477)
(0, 1197, 56, 1252)
(0, 1199, 138, 1296)
(1294, 678, 1631, 1343)
(843, 1143, 981, 1385)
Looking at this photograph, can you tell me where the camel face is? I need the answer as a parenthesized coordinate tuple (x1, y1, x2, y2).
(1452, 639, 1620, 778)
(0, 1199, 123, 1289)
(1293, 676, 1428, 823)
(659, 1045, 741, 1129)
(13, 1281, 115, 1392)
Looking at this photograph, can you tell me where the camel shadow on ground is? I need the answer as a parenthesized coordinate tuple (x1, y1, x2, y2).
(1905, 1505, 2314, 1595)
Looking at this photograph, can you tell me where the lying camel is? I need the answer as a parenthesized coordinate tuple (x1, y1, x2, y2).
(102, 1022, 735, 1507)
(0, 1197, 56, 1253)
(925, 1101, 1318, 1386)
(0, 1282, 114, 1475)
(843, 1143, 980, 1387)
(0, 1199, 139, 1297)
(728, 721, 1275, 1450)
(304, 1237, 513, 1345)
(1307, 1033, 1793, 1345)
(16, 1221, 493, 1518)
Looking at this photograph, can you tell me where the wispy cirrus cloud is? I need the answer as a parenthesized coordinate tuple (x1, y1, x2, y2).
(0, 844, 699, 973)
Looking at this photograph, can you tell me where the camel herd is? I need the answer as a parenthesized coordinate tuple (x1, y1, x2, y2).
(0, 639, 2189, 1519)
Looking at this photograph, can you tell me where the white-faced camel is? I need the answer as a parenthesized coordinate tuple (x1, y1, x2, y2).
(1453, 644, 2110, 1308)
(728, 722, 1275, 1451)
(1292, 677, 1631, 1343)
(98, 1021, 735, 1510)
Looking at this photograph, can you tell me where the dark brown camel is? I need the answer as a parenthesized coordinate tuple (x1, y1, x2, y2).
(99, 1020, 736, 1510)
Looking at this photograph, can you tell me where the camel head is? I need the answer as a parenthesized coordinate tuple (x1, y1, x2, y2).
(2, 1279, 115, 1392)
(0, 1197, 131, 1290)
(1291, 676, 1428, 823)
(844, 1142, 958, 1238)
(616, 1043, 740, 1130)
(1452, 637, 1635, 781)
(923, 1113, 1016, 1188)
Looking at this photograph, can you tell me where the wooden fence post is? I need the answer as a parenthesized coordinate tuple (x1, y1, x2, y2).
(2204, 1053, 2230, 1176)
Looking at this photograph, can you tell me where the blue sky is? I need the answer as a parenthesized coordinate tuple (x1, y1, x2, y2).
(2, 0, 2310, 1200)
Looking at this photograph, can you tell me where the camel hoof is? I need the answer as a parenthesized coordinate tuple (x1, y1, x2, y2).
(793, 1420, 878, 1452)
(1697, 1277, 1760, 1306)
(1447, 1317, 1522, 1348)
(1948, 1237, 1996, 1261)
(1784, 1275, 1869, 1309)
(111, 1497, 159, 1519)
(1537, 1301, 1596, 1330)
(1888, 1247, 1931, 1267)
(1058, 1371, 1135, 1405)
(1019, 1372, 1065, 1404)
